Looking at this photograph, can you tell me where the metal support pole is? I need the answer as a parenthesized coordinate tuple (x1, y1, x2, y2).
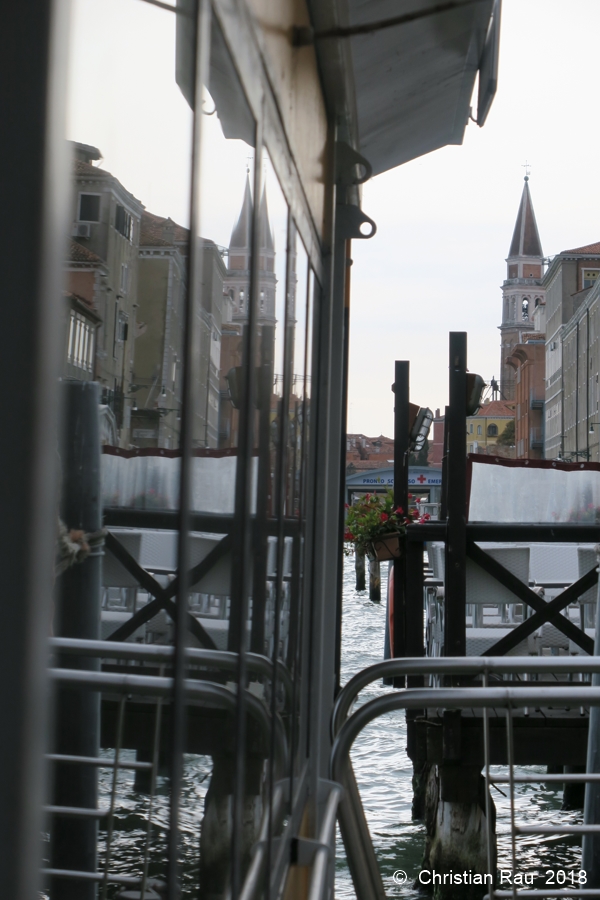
(355, 549, 366, 592)
(369, 558, 381, 603)
(405, 541, 424, 687)
(393, 361, 409, 660)
(0, 2, 70, 897)
(440, 405, 449, 522)
(583, 551, 600, 883)
(444, 334, 467, 657)
(51, 382, 102, 900)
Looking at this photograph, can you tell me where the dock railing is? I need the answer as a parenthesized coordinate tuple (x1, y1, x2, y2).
(44, 638, 291, 897)
(332, 656, 600, 900)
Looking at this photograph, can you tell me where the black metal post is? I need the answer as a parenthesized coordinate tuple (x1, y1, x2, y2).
(440, 405, 449, 522)
(393, 361, 409, 663)
(0, 3, 69, 896)
(405, 541, 424, 687)
(444, 333, 467, 657)
(51, 382, 102, 900)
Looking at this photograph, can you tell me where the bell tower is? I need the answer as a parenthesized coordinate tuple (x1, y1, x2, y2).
(499, 175, 545, 400)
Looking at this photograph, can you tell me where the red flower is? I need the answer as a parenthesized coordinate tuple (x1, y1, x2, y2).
(345, 531, 355, 541)
(408, 493, 413, 499)
(345, 503, 349, 509)
(380, 512, 389, 522)
(395, 507, 404, 515)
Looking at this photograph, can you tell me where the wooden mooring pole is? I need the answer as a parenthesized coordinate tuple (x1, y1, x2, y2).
(369, 557, 381, 603)
(355, 549, 366, 591)
(50, 382, 101, 900)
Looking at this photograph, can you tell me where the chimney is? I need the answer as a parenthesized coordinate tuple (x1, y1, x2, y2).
(162, 218, 176, 244)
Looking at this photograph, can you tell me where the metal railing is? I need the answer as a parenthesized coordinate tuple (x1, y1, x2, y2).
(44, 638, 289, 894)
(331, 657, 600, 900)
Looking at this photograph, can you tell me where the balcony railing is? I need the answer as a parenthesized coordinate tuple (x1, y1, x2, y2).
(530, 426, 544, 448)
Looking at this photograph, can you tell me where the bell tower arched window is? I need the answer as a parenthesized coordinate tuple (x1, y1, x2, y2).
(522, 297, 529, 320)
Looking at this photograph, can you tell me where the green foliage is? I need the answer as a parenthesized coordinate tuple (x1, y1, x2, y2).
(344, 489, 413, 554)
(496, 419, 515, 446)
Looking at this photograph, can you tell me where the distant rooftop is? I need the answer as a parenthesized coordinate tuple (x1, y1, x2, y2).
(562, 241, 600, 255)
(475, 400, 515, 417)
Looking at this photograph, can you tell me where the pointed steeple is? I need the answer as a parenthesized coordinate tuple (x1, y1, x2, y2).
(258, 187, 274, 251)
(229, 174, 253, 251)
(508, 176, 543, 260)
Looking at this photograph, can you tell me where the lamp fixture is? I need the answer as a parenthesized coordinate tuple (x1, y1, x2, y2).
(408, 404, 434, 452)
(466, 373, 485, 416)
(589, 422, 600, 434)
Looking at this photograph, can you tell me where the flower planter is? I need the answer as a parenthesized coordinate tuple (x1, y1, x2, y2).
(367, 532, 404, 562)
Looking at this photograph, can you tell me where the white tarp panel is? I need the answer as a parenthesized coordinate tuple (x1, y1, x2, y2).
(469, 460, 600, 523)
(102, 453, 257, 514)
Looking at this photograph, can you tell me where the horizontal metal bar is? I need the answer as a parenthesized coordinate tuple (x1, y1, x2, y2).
(103, 507, 301, 536)
(45, 806, 109, 819)
(332, 657, 600, 736)
(492, 773, 600, 784)
(50, 668, 288, 773)
(41, 868, 143, 886)
(515, 825, 600, 835)
(331, 686, 600, 787)
(485, 892, 600, 899)
(50, 638, 293, 707)
(45, 753, 152, 771)
(408, 522, 600, 542)
(104, 507, 232, 533)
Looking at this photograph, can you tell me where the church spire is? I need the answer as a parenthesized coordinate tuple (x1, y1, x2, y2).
(508, 176, 543, 260)
(499, 176, 546, 402)
(229, 174, 253, 251)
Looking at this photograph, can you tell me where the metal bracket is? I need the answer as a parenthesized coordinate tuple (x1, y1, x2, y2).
(335, 141, 372, 186)
(336, 204, 377, 240)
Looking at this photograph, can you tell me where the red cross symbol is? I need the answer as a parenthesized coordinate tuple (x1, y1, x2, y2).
(417, 474, 427, 484)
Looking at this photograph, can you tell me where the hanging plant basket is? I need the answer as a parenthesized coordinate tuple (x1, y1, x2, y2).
(367, 532, 404, 562)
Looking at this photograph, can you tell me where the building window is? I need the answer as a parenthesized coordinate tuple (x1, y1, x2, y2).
(487, 423, 498, 437)
(469, 423, 473, 434)
(68, 311, 95, 372)
(78, 193, 100, 222)
(115, 204, 133, 240)
(477, 424, 482, 435)
(120, 263, 129, 294)
(469, 444, 473, 453)
(522, 298, 529, 319)
(583, 270, 600, 289)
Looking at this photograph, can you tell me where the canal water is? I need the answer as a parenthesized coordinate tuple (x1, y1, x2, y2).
(336, 555, 583, 898)
(45, 555, 584, 897)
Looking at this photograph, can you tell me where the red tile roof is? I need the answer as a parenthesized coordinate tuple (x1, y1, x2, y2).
(73, 158, 111, 179)
(562, 241, 600, 255)
(140, 210, 189, 247)
(68, 240, 103, 264)
(475, 400, 515, 417)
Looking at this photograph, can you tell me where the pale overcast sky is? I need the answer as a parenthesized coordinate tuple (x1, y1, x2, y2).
(67, 0, 600, 441)
(348, 0, 600, 436)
